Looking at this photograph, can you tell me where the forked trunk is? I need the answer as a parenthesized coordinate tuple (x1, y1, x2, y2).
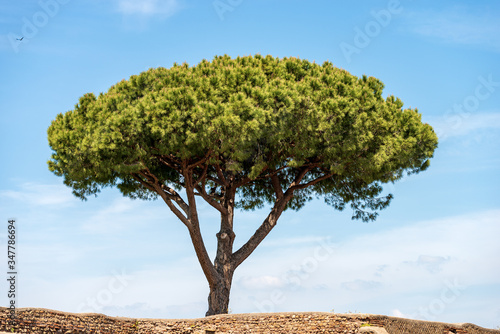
(206, 228, 235, 315)
(180, 178, 294, 316)
(206, 188, 236, 316)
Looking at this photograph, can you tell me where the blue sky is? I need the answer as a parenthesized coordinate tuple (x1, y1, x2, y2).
(1, 0, 499, 329)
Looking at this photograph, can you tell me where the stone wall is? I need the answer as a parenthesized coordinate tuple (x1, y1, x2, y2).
(1, 308, 499, 334)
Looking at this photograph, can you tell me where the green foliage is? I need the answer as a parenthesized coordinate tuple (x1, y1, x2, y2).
(48, 54, 437, 221)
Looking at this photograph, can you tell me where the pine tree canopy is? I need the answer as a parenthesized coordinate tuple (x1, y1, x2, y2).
(48, 54, 438, 221)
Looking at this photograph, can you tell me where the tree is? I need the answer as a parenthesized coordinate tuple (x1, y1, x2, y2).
(47, 54, 438, 316)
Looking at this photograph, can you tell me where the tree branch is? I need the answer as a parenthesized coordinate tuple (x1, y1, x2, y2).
(157, 155, 182, 171)
(138, 168, 190, 216)
(183, 164, 218, 287)
(234, 175, 252, 188)
(191, 162, 228, 214)
(231, 191, 294, 269)
(258, 165, 288, 179)
(270, 173, 283, 200)
(288, 166, 312, 189)
(130, 173, 157, 194)
(194, 183, 228, 215)
(215, 164, 229, 186)
(159, 183, 190, 216)
(203, 175, 223, 186)
(193, 163, 209, 186)
(231, 166, 325, 269)
(188, 150, 212, 169)
(290, 172, 334, 191)
(132, 173, 191, 229)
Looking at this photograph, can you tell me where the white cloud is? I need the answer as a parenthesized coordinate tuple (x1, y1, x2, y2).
(262, 236, 336, 248)
(79, 196, 163, 234)
(406, 255, 451, 274)
(429, 112, 500, 140)
(341, 279, 382, 291)
(239, 275, 285, 290)
(0, 182, 76, 207)
(230, 210, 500, 326)
(116, 0, 181, 17)
(408, 8, 500, 52)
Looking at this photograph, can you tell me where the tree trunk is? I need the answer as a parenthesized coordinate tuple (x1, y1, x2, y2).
(206, 228, 235, 316)
(206, 187, 236, 316)
(206, 269, 234, 316)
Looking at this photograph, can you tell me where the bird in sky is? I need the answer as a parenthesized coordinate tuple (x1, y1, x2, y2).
(16, 37, 24, 41)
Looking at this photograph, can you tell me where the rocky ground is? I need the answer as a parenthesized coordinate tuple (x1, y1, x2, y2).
(1, 308, 499, 334)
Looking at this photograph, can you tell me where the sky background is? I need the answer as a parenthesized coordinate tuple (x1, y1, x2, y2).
(1, 0, 499, 329)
